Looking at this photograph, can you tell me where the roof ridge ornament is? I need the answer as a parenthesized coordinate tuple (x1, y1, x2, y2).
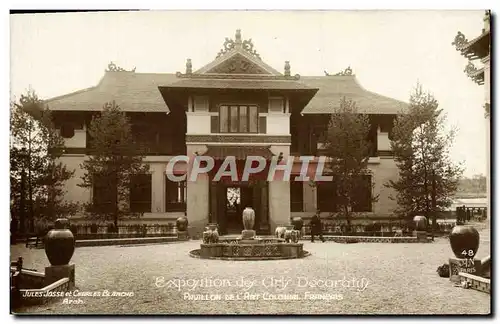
(216, 29, 261, 59)
(106, 61, 136, 72)
(464, 61, 484, 84)
(452, 31, 468, 50)
(334, 66, 353, 76)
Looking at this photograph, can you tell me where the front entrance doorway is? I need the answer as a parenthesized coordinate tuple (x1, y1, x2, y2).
(224, 186, 254, 234)
(209, 180, 269, 235)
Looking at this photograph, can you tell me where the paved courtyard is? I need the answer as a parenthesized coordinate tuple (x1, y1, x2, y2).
(12, 225, 490, 315)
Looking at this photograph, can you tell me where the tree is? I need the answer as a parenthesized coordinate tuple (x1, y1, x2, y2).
(321, 97, 378, 230)
(386, 84, 463, 230)
(79, 101, 149, 227)
(10, 89, 79, 234)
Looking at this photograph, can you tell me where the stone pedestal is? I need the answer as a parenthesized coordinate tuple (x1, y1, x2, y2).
(449, 257, 481, 282)
(241, 230, 256, 240)
(177, 231, 189, 241)
(44, 264, 75, 288)
(413, 231, 427, 242)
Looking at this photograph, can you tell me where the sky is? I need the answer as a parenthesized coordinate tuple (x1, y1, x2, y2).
(9, 10, 488, 177)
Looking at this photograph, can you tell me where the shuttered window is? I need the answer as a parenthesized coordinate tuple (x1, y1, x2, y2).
(219, 105, 259, 133)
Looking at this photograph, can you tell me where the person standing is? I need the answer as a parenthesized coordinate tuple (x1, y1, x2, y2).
(310, 209, 325, 243)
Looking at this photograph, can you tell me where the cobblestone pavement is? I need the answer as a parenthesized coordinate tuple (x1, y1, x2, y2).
(11, 227, 490, 315)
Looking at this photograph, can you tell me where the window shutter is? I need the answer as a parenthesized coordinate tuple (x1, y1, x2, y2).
(259, 116, 266, 134)
(211, 116, 219, 133)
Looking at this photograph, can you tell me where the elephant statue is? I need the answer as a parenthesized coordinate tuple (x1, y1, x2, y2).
(284, 229, 300, 243)
(275, 226, 286, 239)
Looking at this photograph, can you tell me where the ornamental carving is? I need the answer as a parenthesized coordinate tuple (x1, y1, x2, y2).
(206, 54, 268, 74)
(216, 29, 261, 59)
(464, 61, 478, 75)
(463, 61, 484, 84)
(334, 66, 353, 76)
(452, 31, 468, 50)
(106, 61, 136, 72)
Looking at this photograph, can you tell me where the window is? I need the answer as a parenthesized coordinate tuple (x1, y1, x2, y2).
(290, 180, 303, 212)
(219, 105, 259, 133)
(92, 174, 116, 214)
(269, 97, 284, 113)
(317, 181, 338, 213)
(165, 176, 187, 212)
(130, 174, 152, 213)
(352, 175, 372, 212)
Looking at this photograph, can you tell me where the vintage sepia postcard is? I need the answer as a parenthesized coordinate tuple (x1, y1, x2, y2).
(9, 9, 491, 316)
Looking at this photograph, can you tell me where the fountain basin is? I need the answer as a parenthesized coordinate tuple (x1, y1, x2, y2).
(190, 237, 310, 260)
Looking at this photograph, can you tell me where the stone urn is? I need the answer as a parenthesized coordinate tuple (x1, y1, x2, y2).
(208, 223, 219, 243)
(449, 225, 480, 259)
(176, 216, 188, 232)
(413, 216, 427, 231)
(44, 218, 75, 266)
(242, 207, 255, 230)
(292, 216, 304, 231)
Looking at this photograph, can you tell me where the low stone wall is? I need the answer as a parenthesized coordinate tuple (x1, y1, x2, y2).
(458, 272, 490, 294)
(17, 278, 70, 306)
(74, 233, 177, 240)
(302, 235, 430, 243)
(75, 236, 179, 247)
(17, 269, 46, 289)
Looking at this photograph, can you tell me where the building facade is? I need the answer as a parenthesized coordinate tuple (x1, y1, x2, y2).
(452, 11, 491, 219)
(45, 30, 407, 236)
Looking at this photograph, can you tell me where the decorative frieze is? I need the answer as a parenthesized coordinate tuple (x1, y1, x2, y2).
(186, 134, 291, 144)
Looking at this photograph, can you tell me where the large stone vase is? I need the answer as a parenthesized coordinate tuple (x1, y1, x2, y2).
(242, 207, 255, 230)
(449, 225, 480, 259)
(44, 218, 75, 266)
(176, 216, 188, 232)
(413, 216, 427, 231)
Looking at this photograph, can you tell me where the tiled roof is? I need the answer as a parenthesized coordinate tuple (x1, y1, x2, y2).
(44, 72, 178, 112)
(300, 76, 407, 115)
(44, 72, 407, 115)
(163, 78, 316, 91)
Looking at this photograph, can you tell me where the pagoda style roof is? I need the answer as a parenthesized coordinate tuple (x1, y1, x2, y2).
(300, 75, 407, 115)
(452, 30, 490, 60)
(451, 10, 491, 86)
(44, 70, 407, 115)
(43, 30, 407, 115)
(162, 77, 316, 91)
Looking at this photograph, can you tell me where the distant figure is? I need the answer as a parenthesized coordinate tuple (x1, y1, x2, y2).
(310, 209, 325, 243)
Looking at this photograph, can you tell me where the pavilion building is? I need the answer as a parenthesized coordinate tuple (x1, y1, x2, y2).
(452, 11, 491, 219)
(45, 30, 407, 236)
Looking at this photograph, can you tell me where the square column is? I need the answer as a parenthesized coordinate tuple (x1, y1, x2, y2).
(268, 181, 290, 232)
(186, 174, 210, 237)
(150, 163, 165, 213)
(303, 183, 317, 212)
